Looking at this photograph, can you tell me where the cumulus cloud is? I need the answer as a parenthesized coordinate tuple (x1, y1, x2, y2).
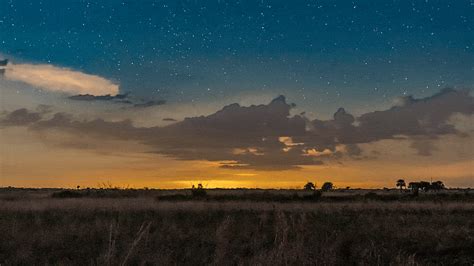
(299, 88, 473, 150)
(3, 63, 119, 95)
(0, 108, 42, 126)
(1, 88, 473, 170)
(356, 88, 473, 140)
(0, 105, 52, 126)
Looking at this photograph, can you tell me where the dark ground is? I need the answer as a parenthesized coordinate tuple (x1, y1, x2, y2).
(0, 188, 473, 265)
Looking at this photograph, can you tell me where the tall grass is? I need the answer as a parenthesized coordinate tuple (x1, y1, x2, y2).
(0, 197, 473, 265)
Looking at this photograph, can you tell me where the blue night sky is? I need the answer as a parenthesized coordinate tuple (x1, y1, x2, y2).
(2, 0, 473, 115)
(1, 1, 473, 188)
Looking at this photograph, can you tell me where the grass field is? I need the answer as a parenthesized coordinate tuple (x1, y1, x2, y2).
(0, 188, 473, 265)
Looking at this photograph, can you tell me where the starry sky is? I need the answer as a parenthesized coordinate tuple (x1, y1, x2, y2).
(0, 0, 473, 188)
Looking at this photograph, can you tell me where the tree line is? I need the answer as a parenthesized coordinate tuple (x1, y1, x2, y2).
(303, 180, 446, 192)
(396, 179, 445, 192)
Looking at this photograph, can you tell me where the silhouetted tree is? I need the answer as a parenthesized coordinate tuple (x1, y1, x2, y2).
(408, 182, 420, 196)
(430, 181, 445, 191)
(304, 182, 316, 190)
(408, 182, 418, 190)
(321, 182, 333, 192)
(419, 181, 430, 191)
(396, 179, 406, 191)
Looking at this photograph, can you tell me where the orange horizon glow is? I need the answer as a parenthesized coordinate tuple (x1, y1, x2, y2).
(1, 110, 473, 190)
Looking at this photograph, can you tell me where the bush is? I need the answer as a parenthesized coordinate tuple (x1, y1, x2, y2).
(51, 190, 83, 198)
(321, 182, 333, 192)
(191, 188, 207, 198)
(304, 182, 316, 190)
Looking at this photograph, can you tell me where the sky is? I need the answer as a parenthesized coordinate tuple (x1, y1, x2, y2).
(0, 0, 473, 189)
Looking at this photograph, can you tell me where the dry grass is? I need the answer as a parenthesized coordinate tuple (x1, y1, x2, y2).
(0, 189, 473, 265)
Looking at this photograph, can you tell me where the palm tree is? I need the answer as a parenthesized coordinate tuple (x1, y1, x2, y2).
(396, 179, 406, 191)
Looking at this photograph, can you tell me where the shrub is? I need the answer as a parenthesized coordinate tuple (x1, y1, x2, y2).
(191, 184, 207, 198)
(51, 190, 83, 198)
(321, 182, 333, 192)
(304, 182, 316, 190)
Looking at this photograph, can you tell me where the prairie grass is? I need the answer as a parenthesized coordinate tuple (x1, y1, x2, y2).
(0, 189, 473, 265)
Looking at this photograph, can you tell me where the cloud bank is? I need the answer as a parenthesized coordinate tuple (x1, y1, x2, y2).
(1, 88, 473, 170)
(3, 63, 119, 96)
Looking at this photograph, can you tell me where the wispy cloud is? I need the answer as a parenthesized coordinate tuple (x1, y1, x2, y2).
(68, 93, 166, 108)
(3, 63, 119, 96)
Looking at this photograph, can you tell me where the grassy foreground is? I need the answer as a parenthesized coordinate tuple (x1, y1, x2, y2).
(0, 189, 473, 265)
